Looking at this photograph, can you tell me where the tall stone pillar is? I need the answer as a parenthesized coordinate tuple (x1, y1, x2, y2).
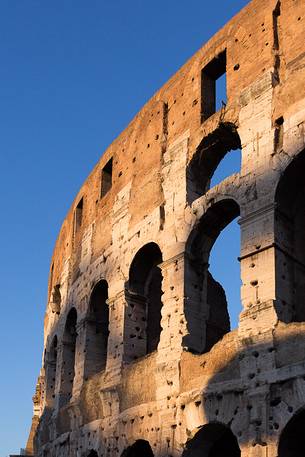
(71, 318, 87, 400)
(55, 341, 65, 411)
(156, 251, 186, 400)
(105, 290, 126, 383)
(239, 204, 278, 337)
(122, 290, 147, 363)
(239, 205, 278, 457)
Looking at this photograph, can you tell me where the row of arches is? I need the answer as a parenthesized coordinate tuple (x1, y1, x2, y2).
(46, 123, 243, 402)
(45, 146, 305, 408)
(45, 244, 165, 407)
(187, 130, 305, 329)
(46, 307, 79, 406)
(46, 202, 242, 407)
(46, 282, 109, 407)
(83, 427, 240, 457)
(82, 410, 305, 457)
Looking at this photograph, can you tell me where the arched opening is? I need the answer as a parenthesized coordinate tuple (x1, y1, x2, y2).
(84, 280, 109, 378)
(45, 335, 57, 407)
(124, 242, 163, 361)
(209, 218, 242, 330)
(275, 149, 305, 322)
(278, 409, 305, 457)
(187, 123, 241, 204)
(121, 440, 154, 457)
(210, 149, 241, 188)
(60, 307, 77, 407)
(182, 423, 240, 457)
(184, 199, 240, 353)
(50, 284, 61, 314)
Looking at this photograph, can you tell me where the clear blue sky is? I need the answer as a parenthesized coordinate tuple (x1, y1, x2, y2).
(0, 1, 248, 455)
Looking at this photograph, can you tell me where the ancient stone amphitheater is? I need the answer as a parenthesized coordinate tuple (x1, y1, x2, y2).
(26, 0, 305, 456)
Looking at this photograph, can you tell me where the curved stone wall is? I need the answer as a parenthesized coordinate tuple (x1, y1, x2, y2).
(26, 1, 305, 456)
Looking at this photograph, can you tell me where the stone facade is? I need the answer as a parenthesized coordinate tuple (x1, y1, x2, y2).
(27, 0, 305, 456)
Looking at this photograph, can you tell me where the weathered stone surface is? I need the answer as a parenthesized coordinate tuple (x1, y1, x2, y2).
(26, 1, 305, 456)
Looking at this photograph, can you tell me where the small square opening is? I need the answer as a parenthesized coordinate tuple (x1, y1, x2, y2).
(201, 50, 227, 122)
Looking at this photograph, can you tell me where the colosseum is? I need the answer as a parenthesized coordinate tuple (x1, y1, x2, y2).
(25, 0, 305, 456)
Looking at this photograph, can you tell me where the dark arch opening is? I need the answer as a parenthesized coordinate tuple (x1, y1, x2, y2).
(184, 199, 240, 353)
(125, 242, 163, 361)
(121, 440, 154, 457)
(50, 284, 61, 314)
(278, 409, 305, 457)
(275, 149, 305, 322)
(182, 423, 240, 457)
(87, 451, 98, 457)
(45, 335, 57, 407)
(187, 123, 241, 204)
(60, 307, 77, 407)
(84, 280, 109, 378)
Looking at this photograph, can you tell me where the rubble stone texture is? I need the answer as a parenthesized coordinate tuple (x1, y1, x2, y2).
(26, 0, 305, 456)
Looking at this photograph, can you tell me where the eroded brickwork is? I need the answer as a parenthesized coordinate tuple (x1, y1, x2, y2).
(27, 1, 305, 456)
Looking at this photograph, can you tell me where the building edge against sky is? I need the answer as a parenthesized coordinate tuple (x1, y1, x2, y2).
(25, 0, 305, 456)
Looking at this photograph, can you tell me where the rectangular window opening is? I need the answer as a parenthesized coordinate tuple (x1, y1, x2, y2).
(74, 197, 83, 235)
(201, 50, 227, 122)
(100, 158, 113, 198)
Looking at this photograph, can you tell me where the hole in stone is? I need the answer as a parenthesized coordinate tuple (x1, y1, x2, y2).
(187, 123, 241, 202)
(185, 199, 241, 354)
(100, 158, 113, 198)
(182, 423, 240, 457)
(125, 243, 163, 360)
(201, 50, 227, 121)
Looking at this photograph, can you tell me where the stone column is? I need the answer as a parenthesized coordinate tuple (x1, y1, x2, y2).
(44, 360, 56, 408)
(156, 251, 186, 400)
(55, 342, 65, 410)
(71, 318, 86, 399)
(105, 290, 126, 383)
(241, 386, 271, 457)
(238, 71, 279, 337)
(122, 290, 147, 363)
(239, 204, 278, 338)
